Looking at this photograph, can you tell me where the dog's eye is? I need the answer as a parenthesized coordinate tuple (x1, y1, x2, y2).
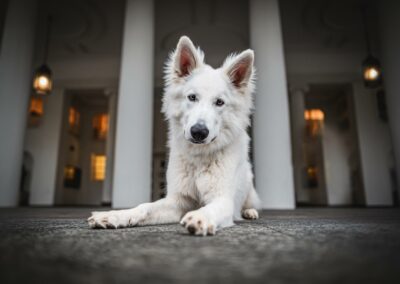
(215, 99, 225, 107)
(187, 94, 197, 102)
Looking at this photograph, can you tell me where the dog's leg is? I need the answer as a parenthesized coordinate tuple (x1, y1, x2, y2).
(180, 196, 234, 236)
(241, 187, 261, 220)
(88, 195, 191, 229)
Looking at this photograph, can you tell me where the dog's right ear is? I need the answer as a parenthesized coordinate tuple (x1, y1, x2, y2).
(173, 36, 203, 78)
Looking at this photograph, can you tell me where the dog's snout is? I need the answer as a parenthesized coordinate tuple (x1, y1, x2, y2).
(190, 123, 209, 142)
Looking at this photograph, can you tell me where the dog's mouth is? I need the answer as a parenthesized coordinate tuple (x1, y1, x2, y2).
(190, 139, 205, 144)
(189, 136, 217, 145)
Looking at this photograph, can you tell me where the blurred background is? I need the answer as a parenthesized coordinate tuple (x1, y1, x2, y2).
(0, 0, 399, 209)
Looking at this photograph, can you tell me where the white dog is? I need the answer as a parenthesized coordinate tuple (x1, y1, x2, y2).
(88, 36, 260, 236)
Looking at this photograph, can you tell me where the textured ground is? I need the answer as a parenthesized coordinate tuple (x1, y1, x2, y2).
(0, 208, 399, 284)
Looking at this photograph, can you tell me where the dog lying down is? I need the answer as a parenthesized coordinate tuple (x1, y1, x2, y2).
(88, 36, 261, 236)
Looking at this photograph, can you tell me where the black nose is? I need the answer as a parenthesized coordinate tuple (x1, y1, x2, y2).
(190, 123, 209, 142)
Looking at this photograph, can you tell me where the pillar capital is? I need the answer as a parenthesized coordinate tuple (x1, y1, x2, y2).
(288, 83, 309, 95)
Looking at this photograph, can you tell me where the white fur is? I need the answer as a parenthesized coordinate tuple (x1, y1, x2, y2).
(88, 36, 261, 236)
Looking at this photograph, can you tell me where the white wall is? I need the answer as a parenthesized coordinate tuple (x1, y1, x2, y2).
(352, 82, 393, 206)
(24, 89, 64, 205)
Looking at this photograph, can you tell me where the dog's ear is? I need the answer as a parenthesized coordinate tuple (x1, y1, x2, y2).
(173, 36, 202, 77)
(223, 50, 254, 89)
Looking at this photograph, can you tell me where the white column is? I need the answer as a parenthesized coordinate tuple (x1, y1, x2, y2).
(102, 91, 117, 204)
(25, 89, 64, 206)
(289, 87, 307, 204)
(380, 1, 400, 203)
(250, 0, 295, 209)
(112, 0, 154, 208)
(352, 83, 393, 205)
(0, 0, 37, 207)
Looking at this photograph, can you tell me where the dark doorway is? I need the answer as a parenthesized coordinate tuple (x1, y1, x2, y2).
(55, 90, 113, 206)
(291, 84, 365, 206)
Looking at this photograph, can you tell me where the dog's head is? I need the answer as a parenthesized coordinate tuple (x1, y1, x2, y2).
(162, 36, 255, 151)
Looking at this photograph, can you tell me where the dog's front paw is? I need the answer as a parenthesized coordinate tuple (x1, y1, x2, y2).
(180, 210, 216, 236)
(242, 208, 259, 220)
(87, 210, 132, 229)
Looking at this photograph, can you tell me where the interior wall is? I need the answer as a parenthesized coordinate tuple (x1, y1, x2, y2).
(24, 89, 64, 206)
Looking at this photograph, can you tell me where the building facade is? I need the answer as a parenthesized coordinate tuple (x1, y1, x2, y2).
(0, 0, 399, 208)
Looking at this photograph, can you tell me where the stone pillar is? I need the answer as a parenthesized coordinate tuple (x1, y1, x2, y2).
(102, 90, 117, 204)
(0, 0, 37, 206)
(26, 88, 64, 206)
(112, 0, 154, 208)
(289, 86, 307, 204)
(250, 0, 295, 209)
(380, 1, 400, 203)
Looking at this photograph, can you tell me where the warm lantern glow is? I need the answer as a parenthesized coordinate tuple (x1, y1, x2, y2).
(306, 166, 318, 187)
(28, 97, 44, 127)
(363, 67, 380, 81)
(305, 109, 324, 137)
(64, 166, 76, 180)
(304, 109, 324, 121)
(91, 154, 106, 181)
(93, 114, 109, 140)
(362, 55, 382, 88)
(29, 97, 44, 117)
(33, 64, 53, 95)
(39, 76, 49, 87)
(68, 107, 80, 133)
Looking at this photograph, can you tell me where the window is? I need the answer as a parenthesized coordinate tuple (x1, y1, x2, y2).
(69, 107, 80, 134)
(91, 154, 106, 181)
(92, 113, 108, 140)
(63, 166, 81, 189)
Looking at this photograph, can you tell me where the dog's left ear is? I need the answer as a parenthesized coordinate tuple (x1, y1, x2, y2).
(223, 50, 254, 89)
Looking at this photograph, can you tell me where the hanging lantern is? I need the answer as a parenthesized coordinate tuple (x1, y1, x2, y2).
(361, 5, 382, 89)
(362, 55, 382, 88)
(33, 16, 53, 95)
(33, 64, 52, 95)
